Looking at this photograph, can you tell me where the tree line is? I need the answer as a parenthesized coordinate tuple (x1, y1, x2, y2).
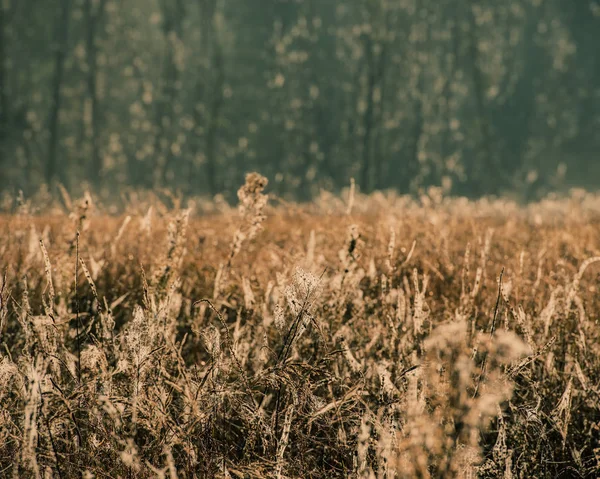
(0, 0, 598, 200)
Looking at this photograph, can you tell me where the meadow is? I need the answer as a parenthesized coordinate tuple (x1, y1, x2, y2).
(1, 174, 600, 478)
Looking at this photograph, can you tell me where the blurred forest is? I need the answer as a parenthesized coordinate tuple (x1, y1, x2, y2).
(0, 0, 598, 200)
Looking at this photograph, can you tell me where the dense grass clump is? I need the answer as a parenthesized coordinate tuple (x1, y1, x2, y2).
(1, 176, 600, 478)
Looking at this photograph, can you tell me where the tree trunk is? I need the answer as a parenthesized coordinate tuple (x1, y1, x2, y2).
(205, 38, 225, 197)
(465, 1, 506, 195)
(47, 0, 72, 187)
(360, 35, 376, 194)
(154, 0, 185, 188)
(189, 0, 218, 194)
(0, 2, 9, 164)
(84, 0, 107, 184)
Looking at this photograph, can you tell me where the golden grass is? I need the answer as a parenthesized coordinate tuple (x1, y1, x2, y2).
(1, 178, 600, 478)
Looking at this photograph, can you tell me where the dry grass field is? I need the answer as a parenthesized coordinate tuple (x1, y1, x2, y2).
(1, 175, 600, 478)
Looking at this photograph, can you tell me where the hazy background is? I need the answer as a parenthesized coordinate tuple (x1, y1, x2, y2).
(0, 0, 598, 201)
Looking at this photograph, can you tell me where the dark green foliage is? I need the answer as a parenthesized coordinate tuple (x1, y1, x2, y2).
(0, 0, 599, 199)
